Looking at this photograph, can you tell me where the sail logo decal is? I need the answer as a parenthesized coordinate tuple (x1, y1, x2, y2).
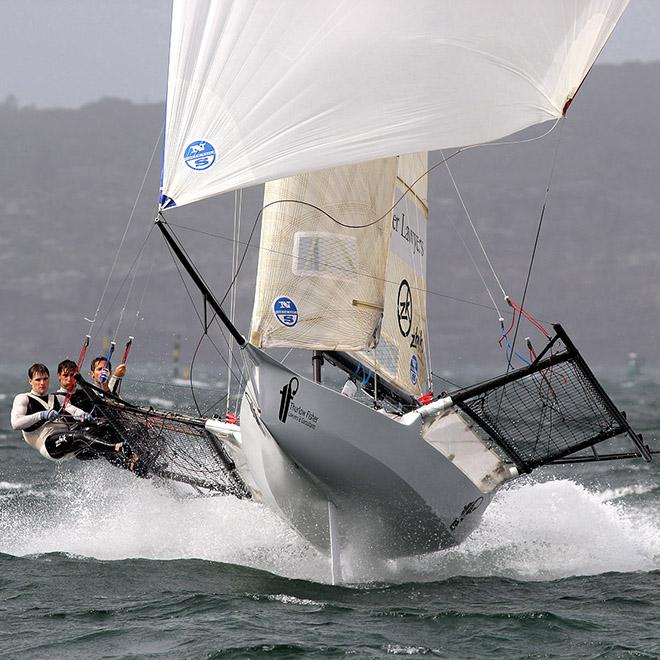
(410, 354, 419, 386)
(392, 211, 424, 257)
(274, 296, 298, 327)
(184, 140, 216, 170)
(397, 280, 412, 337)
(278, 377, 298, 423)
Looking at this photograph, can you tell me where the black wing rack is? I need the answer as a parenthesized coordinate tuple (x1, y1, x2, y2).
(75, 378, 251, 498)
(448, 323, 652, 473)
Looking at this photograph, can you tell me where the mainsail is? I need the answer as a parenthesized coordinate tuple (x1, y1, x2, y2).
(160, 0, 628, 209)
(351, 153, 431, 397)
(249, 153, 431, 397)
(249, 157, 398, 350)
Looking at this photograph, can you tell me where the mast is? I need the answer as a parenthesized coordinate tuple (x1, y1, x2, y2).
(155, 215, 246, 348)
(312, 351, 323, 383)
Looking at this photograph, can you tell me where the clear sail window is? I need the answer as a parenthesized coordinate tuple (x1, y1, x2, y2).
(293, 232, 358, 280)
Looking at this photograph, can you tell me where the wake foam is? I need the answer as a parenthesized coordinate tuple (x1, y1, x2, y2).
(0, 464, 657, 584)
(0, 463, 327, 581)
(394, 478, 660, 583)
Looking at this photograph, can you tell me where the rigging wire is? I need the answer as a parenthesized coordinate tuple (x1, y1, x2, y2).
(160, 225, 245, 416)
(431, 370, 463, 390)
(161, 212, 248, 411)
(439, 150, 504, 318)
(507, 119, 565, 371)
(169, 221, 511, 318)
(189, 328, 229, 417)
(162, 118, 563, 410)
(111, 224, 157, 345)
(436, 119, 562, 322)
(279, 119, 561, 231)
(87, 225, 155, 348)
(83, 126, 164, 338)
(128, 233, 157, 340)
(168, 119, 564, 329)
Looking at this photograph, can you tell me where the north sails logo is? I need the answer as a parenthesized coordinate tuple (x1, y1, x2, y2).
(278, 377, 299, 423)
(184, 140, 216, 170)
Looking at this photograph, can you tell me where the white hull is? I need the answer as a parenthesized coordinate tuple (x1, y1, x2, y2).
(226, 346, 514, 559)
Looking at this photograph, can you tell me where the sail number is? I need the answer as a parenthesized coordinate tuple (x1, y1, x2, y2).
(397, 280, 413, 337)
(409, 326, 424, 353)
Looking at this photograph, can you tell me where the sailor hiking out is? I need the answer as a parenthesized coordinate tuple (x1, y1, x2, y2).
(64, 356, 126, 414)
(11, 363, 124, 461)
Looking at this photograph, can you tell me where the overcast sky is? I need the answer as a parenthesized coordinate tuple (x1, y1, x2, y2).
(2, 0, 659, 108)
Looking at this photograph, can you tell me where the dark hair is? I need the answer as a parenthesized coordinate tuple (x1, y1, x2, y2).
(28, 363, 49, 379)
(57, 359, 77, 375)
(90, 356, 111, 372)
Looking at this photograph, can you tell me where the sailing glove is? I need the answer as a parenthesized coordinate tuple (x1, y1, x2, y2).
(99, 367, 110, 384)
(74, 412, 94, 424)
(40, 410, 59, 421)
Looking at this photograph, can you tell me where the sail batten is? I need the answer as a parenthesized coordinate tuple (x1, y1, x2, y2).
(160, 0, 628, 209)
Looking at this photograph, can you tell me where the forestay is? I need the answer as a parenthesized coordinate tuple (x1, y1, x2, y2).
(249, 158, 397, 350)
(160, 0, 628, 209)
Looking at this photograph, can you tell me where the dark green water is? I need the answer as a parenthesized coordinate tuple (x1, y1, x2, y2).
(1, 376, 658, 659)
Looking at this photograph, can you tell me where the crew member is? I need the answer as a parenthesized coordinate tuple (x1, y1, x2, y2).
(56, 358, 78, 396)
(11, 363, 123, 461)
(71, 356, 126, 413)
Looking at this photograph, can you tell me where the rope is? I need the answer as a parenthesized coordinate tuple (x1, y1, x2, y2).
(291, 119, 561, 231)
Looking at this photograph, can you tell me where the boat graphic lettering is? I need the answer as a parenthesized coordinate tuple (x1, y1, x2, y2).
(278, 377, 299, 423)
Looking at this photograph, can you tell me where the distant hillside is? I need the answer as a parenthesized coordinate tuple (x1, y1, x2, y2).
(1, 62, 659, 380)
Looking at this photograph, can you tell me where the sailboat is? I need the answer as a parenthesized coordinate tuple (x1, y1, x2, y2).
(86, 1, 655, 574)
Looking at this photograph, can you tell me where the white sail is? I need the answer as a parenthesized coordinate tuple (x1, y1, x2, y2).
(249, 157, 398, 350)
(160, 0, 628, 209)
(351, 153, 431, 398)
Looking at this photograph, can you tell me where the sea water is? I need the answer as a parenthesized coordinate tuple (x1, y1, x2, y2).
(0, 375, 658, 658)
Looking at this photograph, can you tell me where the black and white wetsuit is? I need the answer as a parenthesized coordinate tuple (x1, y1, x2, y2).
(11, 391, 117, 461)
(67, 375, 121, 414)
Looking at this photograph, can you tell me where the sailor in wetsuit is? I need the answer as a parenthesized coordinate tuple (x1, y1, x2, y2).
(56, 357, 147, 475)
(67, 356, 126, 414)
(11, 363, 124, 461)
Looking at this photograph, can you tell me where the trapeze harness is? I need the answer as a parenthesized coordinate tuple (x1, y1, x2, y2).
(10, 391, 118, 461)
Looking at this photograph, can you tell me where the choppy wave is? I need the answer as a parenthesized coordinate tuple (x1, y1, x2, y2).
(0, 462, 657, 584)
